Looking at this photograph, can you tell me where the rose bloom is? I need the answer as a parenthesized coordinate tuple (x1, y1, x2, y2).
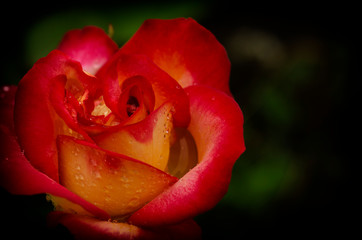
(0, 18, 245, 239)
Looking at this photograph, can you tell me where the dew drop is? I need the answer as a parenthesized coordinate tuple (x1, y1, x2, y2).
(72, 150, 78, 157)
(121, 175, 129, 183)
(128, 198, 139, 208)
(90, 158, 97, 167)
(95, 171, 101, 179)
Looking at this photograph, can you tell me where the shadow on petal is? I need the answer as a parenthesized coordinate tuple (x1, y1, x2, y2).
(48, 211, 201, 240)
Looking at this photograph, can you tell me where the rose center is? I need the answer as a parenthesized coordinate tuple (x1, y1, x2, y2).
(92, 97, 111, 116)
(126, 96, 139, 117)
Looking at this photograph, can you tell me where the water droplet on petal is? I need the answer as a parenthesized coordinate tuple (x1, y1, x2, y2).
(128, 198, 139, 208)
(95, 171, 101, 179)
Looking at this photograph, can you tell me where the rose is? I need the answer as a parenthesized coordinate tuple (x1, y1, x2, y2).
(1, 17, 245, 239)
(0, 18, 245, 239)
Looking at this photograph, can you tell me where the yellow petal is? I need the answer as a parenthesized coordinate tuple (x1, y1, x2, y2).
(57, 135, 177, 219)
(94, 103, 174, 171)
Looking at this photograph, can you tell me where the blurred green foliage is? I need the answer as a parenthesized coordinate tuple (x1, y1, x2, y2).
(1, 0, 356, 239)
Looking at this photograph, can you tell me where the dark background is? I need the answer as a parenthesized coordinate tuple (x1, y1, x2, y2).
(1, 1, 357, 238)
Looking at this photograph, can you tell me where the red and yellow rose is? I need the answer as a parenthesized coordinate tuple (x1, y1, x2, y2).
(0, 18, 245, 239)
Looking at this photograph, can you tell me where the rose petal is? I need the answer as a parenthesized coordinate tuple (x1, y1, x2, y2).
(167, 128, 198, 179)
(0, 127, 109, 220)
(14, 50, 97, 181)
(57, 135, 177, 218)
(98, 53, 190, 127)
(48, 211, 201, 240)
(120, 18, 231, 95)
(49, 74, 94, 141)
(129, 85, 245, 226)
(94, 103, 174, 172)
(58, 26, 118, 75)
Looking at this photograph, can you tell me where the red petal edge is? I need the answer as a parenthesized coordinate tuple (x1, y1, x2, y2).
(14, 50, 97, 181)
(129, 85, 245, 226)
(120, 18, 231, 95)
(48, 211, 201, 240)
(58, 26, 118, 75)
(0, 127, 109, 220)
(0, 84, 109, 220)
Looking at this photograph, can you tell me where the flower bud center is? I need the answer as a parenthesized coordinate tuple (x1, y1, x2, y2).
(126, 96, 139, 117)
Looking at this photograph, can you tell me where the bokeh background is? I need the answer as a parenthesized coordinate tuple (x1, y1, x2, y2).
(1, 1, 357, 238)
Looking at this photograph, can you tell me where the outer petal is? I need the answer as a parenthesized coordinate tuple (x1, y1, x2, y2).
(0, 85, 107, 219)
(48, 211, 201, 240)
(0, 127, 109, 220)
(0, 84, 108, 219)
(120, 18, 231, 95)
(129, 85, 245, 226)
(58, 26, 118, 75)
